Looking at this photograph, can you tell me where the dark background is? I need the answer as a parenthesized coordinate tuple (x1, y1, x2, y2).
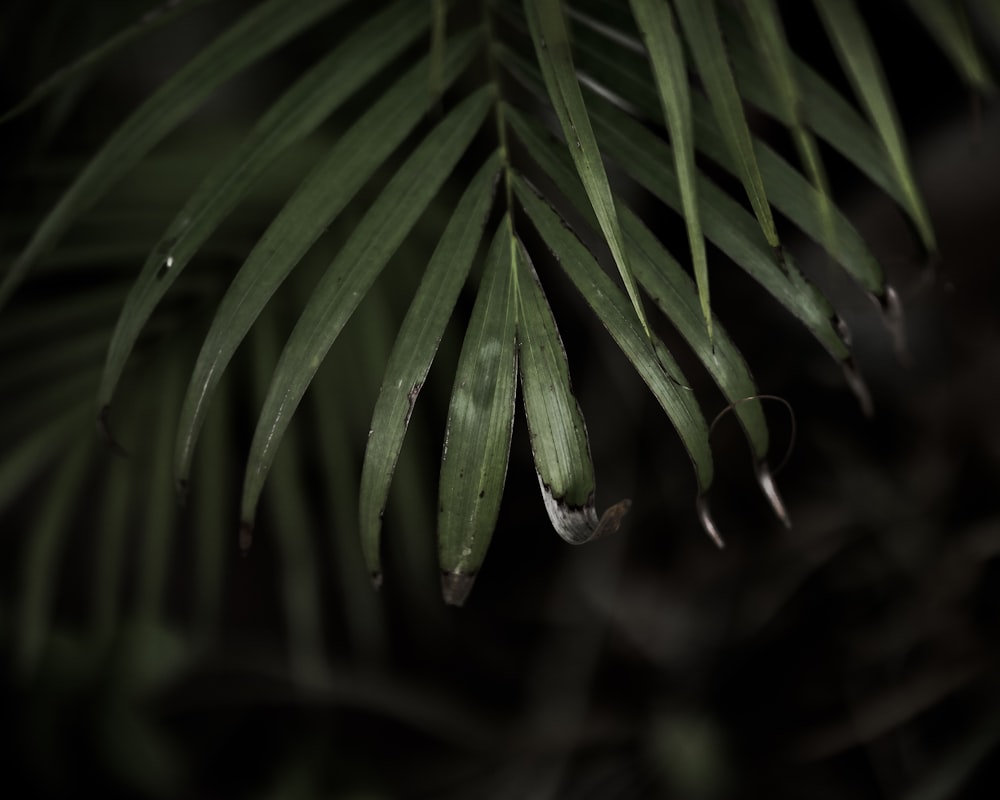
(1, 1, 999, 797)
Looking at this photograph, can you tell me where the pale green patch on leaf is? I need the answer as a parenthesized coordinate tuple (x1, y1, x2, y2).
(438, 217, 519, 605)
(358, 153, 502, 582)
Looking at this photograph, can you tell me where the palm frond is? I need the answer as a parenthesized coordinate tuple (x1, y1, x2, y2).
(3, 0, 993, 625)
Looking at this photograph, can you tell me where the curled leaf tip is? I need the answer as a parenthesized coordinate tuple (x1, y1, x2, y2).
(842, 356, 874, 418)
(696, 495, 725, 549)
(441, 570, 476, 606)
(755, 461, 791, 529)
(541, 480, 632, 544)
(239, 521, 254, 555)
(96, 405, 129, 457)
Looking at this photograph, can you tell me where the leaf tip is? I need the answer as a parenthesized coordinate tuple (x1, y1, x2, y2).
(842, 356, 874, 418)
(441, 570, 476, 606)
(175, 478, 189, 508)
(239, 521, 254, 556)
(696, 494, 725, 549)
(755, 461, 791, 529)
(96, 405, 129, 458)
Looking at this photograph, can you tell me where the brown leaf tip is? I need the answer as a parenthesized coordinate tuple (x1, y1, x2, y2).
(441, 570, 477, 606)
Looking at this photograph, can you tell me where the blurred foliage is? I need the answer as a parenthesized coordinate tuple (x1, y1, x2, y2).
(1, 0, 999, 797)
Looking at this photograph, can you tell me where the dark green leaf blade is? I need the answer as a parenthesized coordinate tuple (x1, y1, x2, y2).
(438, 216, 519, 606)
(239, 86, 493, 529)
(585, 95, 848, 361)
(17, 436, 94, 674)
(906, 0, 994, 93)
(813, 0, 936, 252)
(515, 235, 630, 543)
(629, 0, 712, 342)
(358, 153, 502, 583)
(515, 178, 714, 494)
(173, 31, 482, 490)
(524, 0, 653, 341)
(1, 0, 353, 307)
(673, 0, 780, 251)
(506, 105, 768, 462)
(98, 0, 433, 412)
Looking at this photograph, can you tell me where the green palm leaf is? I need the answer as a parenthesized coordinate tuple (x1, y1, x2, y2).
(524, 0, 653, 342)
(239, 86, 493, 535)
(98, 0, 432, 412)
(673, 0, 780, 255)
(0, 0, 354, 307)
(515, 231, 631, 544)
(173, 31, 482, 492)
(813, 0, 936, 252)
(515, 178, 713, 494)
(438, 217, 519, 606)
(359, 153, 502, 584)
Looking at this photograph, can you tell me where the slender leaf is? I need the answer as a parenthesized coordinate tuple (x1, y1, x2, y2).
(311, 322, 387, 663)
(0, 0, 215, 123)
(504, 36, 882, 295)
(515, 178, 714, 493)
(249, 308, 325, 680)
(584, 94, 848, 360)
(906, 0, 994, 93)
(506, 106, 768, 462)
(358, 153, 502, 582)
(174, 31, 482, 489)
(1, 0, 354, 307)
(515, 236, 630, 544)
(0, 408, 87, 513)
(98, 0, 432, 410)
(191, 370, 232, 645)
(17, 436, 94, 673)
(717, 15, 907, 212)
(524, 0, 653, 341)
(239, 86, 493, 526)
(813, 0, 937, 252)
(135, 350, 183, 622)
(738, 0, 838, 266)
(673, 0, 780, 251)
(629, 0, 711, 342)
(438, 217, 519, 606)
(430, 0, 447, 103)
(92, 435, 132, 648)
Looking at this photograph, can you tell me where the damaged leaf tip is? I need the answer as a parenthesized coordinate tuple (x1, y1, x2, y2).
(441, 570, 476, 606)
